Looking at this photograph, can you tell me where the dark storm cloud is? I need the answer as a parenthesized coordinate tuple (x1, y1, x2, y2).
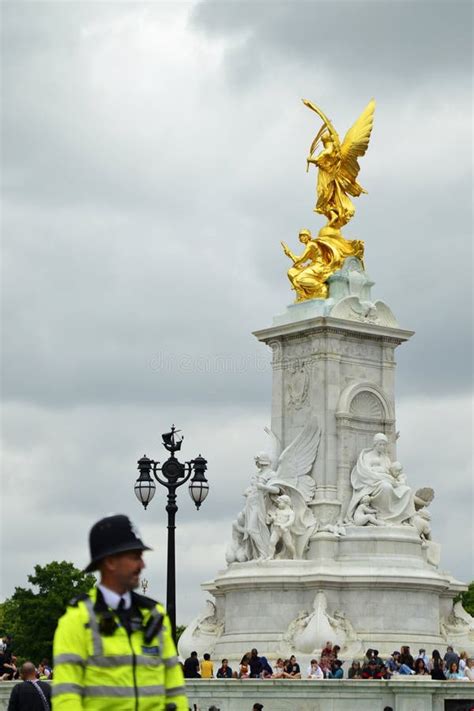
(192, 0, 472, 85)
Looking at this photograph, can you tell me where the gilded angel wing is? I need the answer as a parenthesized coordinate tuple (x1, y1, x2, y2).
(339, 99, 375, 193)
(274, 417, 321, 502)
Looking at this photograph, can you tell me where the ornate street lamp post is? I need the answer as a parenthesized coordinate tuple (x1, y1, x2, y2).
(134, 425, 208, 643)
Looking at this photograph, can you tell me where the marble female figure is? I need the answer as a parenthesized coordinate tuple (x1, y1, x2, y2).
(241, 457, 273, 560)
(346, 433, 415, 525)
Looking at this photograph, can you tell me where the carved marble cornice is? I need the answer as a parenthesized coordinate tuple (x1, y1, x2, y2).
(254, 316, 414, 347)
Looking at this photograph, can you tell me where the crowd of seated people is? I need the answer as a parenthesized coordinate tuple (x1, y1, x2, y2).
(360, 646, 474, 680)
(348, 646, 474, 681)
(4, 637, 472, 686)
(0, 637, 53, 683)
(184, 643, 343, 680)
(183, 643, 474, 682)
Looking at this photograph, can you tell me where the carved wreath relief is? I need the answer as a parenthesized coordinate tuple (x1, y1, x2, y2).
(286, 359, 310, 410)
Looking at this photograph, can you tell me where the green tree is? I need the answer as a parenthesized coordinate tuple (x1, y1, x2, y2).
(0, 601, 6, 636)
(2, 561, 96, 663)
(175, 624, 186, 644)
(456, 580, 474, 617)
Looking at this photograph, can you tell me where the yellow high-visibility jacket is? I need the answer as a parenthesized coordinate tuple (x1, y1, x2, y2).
(52, 587, 188, 711)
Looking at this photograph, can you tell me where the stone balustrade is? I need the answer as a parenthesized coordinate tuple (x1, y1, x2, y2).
(1, 679, 473, 711)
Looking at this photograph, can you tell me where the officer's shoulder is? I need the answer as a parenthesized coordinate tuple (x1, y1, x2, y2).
(56, 593, 89, 629)
(132, 591, 163, 610)
(68, 592, 90, 608)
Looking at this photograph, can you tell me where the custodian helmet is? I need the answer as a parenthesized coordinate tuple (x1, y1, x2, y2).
(84, 514, 152, 572)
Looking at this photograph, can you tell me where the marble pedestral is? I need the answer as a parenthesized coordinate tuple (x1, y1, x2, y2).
(203, 526, 468, 660)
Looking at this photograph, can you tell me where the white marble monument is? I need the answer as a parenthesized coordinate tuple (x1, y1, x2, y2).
(180, 97, 473, 662)
(179, 261, 474, 661)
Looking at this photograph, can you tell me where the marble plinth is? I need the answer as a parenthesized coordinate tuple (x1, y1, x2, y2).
(202, 542, 468, 660)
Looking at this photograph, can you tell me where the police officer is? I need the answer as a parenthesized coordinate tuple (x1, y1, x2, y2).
(52, 514, 188, 711)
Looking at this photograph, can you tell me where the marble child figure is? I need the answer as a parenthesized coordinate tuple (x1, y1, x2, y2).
(389, 461, 406, 484)
(353, 495, 385, 526)
(266, 495, 297, 559)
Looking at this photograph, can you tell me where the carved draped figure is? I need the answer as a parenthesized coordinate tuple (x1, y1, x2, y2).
(346, 448, 415, 525)
(242, 476, 272, 559)
(242, 472, 315, 560)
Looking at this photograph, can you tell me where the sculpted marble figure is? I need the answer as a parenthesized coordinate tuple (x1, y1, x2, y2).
(328, 610, 359, 644)
(225, 418, 321, 563)
(224, 454, 273, 563)
(241, 459, 273, 560)
(440, 602, 474, 644)
(282, 610, 310, 654)
(353, 494, 385, 526)
(412, 486, 435, 541)
(346, 433, 416, 525)
(266, 494, 297, 560)
(226, 511, 248, 563)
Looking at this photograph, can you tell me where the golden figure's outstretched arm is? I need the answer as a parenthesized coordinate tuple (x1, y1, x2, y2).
(302, 99, 341, 156)
(281, 240, 312, 267)
(291, 243, 313, 268)
(281, 241, 297, 262)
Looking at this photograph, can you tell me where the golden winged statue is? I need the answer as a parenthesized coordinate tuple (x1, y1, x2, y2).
(281, 99, 375, 302)
(304, 98, 375, 230)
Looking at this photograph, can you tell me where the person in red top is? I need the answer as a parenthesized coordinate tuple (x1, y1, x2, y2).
(320, 641, 334, 677)
(361, 659, 385, 679)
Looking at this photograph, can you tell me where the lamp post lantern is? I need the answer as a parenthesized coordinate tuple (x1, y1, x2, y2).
(134, 425, 208, 642)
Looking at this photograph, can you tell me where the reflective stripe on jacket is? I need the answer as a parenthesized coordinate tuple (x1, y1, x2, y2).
(52, 587, 187, 711)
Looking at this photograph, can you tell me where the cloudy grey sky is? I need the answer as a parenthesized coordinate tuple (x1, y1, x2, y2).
(1, 0, 472, 623)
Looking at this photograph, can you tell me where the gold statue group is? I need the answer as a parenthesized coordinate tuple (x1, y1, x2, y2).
(282, 99, 375, 301)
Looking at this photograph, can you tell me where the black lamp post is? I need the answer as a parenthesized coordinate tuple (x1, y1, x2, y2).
(134, 425, 208, 643)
